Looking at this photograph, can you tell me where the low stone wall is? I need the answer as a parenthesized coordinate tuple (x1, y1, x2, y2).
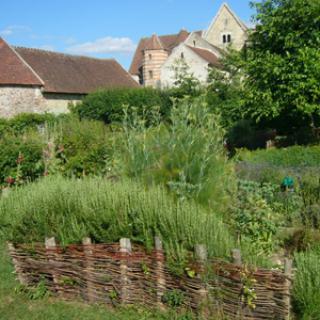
(8, 238, 292, 319)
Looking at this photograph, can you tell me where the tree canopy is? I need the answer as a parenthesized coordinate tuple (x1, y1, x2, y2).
(244, 0, 320, 127)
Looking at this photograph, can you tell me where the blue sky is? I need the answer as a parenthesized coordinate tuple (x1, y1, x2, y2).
(0, 1, 255, 70)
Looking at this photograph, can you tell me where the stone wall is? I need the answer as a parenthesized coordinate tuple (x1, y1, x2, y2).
(0, 85, 83, 118)
(204, 5, 248, 51)
(0, 86, 45, 118)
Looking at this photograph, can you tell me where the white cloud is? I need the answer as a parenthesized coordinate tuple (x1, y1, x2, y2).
(67, 36, 136, 55)
(0, 25, 32, 37)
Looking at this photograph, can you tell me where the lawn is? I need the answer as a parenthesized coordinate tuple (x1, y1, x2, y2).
(0, 242, 190, 320)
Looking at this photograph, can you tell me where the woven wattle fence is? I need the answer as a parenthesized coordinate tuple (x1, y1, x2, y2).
(8, 237, 292, 320)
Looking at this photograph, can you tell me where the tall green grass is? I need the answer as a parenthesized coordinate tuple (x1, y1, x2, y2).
(114, 96, 235, 210)
(0, 176, 234, 269)
(293, 249, 320, 319)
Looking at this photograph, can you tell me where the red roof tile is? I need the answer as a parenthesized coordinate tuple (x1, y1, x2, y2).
(0, 37, 43, 86)
(14, 47, 139, 94)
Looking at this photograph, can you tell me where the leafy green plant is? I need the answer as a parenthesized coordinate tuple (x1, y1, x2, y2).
(15, 278, 49, 300)
(162, 289, 185, 308)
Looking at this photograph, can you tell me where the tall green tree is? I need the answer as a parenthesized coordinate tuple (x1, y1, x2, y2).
(244, 0, 320, 129)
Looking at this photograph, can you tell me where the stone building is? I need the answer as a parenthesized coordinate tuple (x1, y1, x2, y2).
(130, 2, 248, 87)
(0, 38, 138, 118)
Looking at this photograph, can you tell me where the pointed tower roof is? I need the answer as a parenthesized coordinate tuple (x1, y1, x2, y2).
(0, 37, 43, 86)
(144, 34, 164, 50)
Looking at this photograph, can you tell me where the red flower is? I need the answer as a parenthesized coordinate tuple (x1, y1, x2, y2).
(5, 176, 15, 185)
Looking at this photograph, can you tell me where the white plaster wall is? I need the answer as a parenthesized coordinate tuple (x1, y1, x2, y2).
(160, 45, 209, 88)
(185, 32, 222, 58)
(43, 93, 83, 114)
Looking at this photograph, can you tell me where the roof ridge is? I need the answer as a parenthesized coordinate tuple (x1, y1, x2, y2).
(14, 46, 116, 62)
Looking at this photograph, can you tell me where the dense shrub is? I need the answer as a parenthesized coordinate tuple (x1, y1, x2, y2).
(238, 146, 320, 167)
(0, 133, 45, 186)
(293, 249, 320, 319)
(0, 113, 58, 138)
(47, 117, 111, 177)
(0, 176, 235, 270)
(73, 88, 172, 124)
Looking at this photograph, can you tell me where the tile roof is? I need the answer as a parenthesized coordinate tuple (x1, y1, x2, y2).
(14, 47, 139, 94)
(187, 46, 221, 68)
(129, 29, 200, 75)
(0, 37, 139, 94)
(0, 37, 43, 86)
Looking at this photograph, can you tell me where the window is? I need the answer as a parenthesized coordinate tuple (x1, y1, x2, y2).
(223, 35, 227, 43)
(181, 52, 184, 59)
(222, 34, 232, 44)
(149, 70, 153, 79)
(193, 40, 196, 47)
(149, 54, 152, 60)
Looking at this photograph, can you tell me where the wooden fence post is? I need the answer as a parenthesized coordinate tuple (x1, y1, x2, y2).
(45, 237, 60, 295)
(119, 238, 131, 304)
(231, 249, 242, 266)
(7, 242, 28, 285)
(284, 258, 293, 320)
(154, 236, 166, 309)
(82, 237, 95, 303)
(195, 244, 209, 315)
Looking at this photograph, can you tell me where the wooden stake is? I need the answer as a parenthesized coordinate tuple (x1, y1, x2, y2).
(155, 236, 166, 309)
(7, 242, 28, 285)
(119, 238, 131, 304)
(45, 237, 60, 295)
(82, 237, 95, 303)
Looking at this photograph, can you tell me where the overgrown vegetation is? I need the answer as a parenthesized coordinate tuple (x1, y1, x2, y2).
(0, 176, 234, 271)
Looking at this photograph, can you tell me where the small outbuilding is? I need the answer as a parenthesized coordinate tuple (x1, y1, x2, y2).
(0, 37, 139, 118)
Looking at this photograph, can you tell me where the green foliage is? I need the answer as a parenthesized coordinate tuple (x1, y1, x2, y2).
(73, 87, 172, 124)
(233, 180, 278, 256)
(293, 248, 320, 319)
(168, 58, 203, 99)
(244, 0, 320, 125)
(238, 146, 320, 167)
(0, 176, 235, 268)
(206, 49, 244, 128)
(15, 278, 49, 300)
(0, 132, 45, 186)
(0, 113, 57, 138)
(115, 95, 235, 209)
(46, 117, 111, 177)
(162, 290, 185, 308)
